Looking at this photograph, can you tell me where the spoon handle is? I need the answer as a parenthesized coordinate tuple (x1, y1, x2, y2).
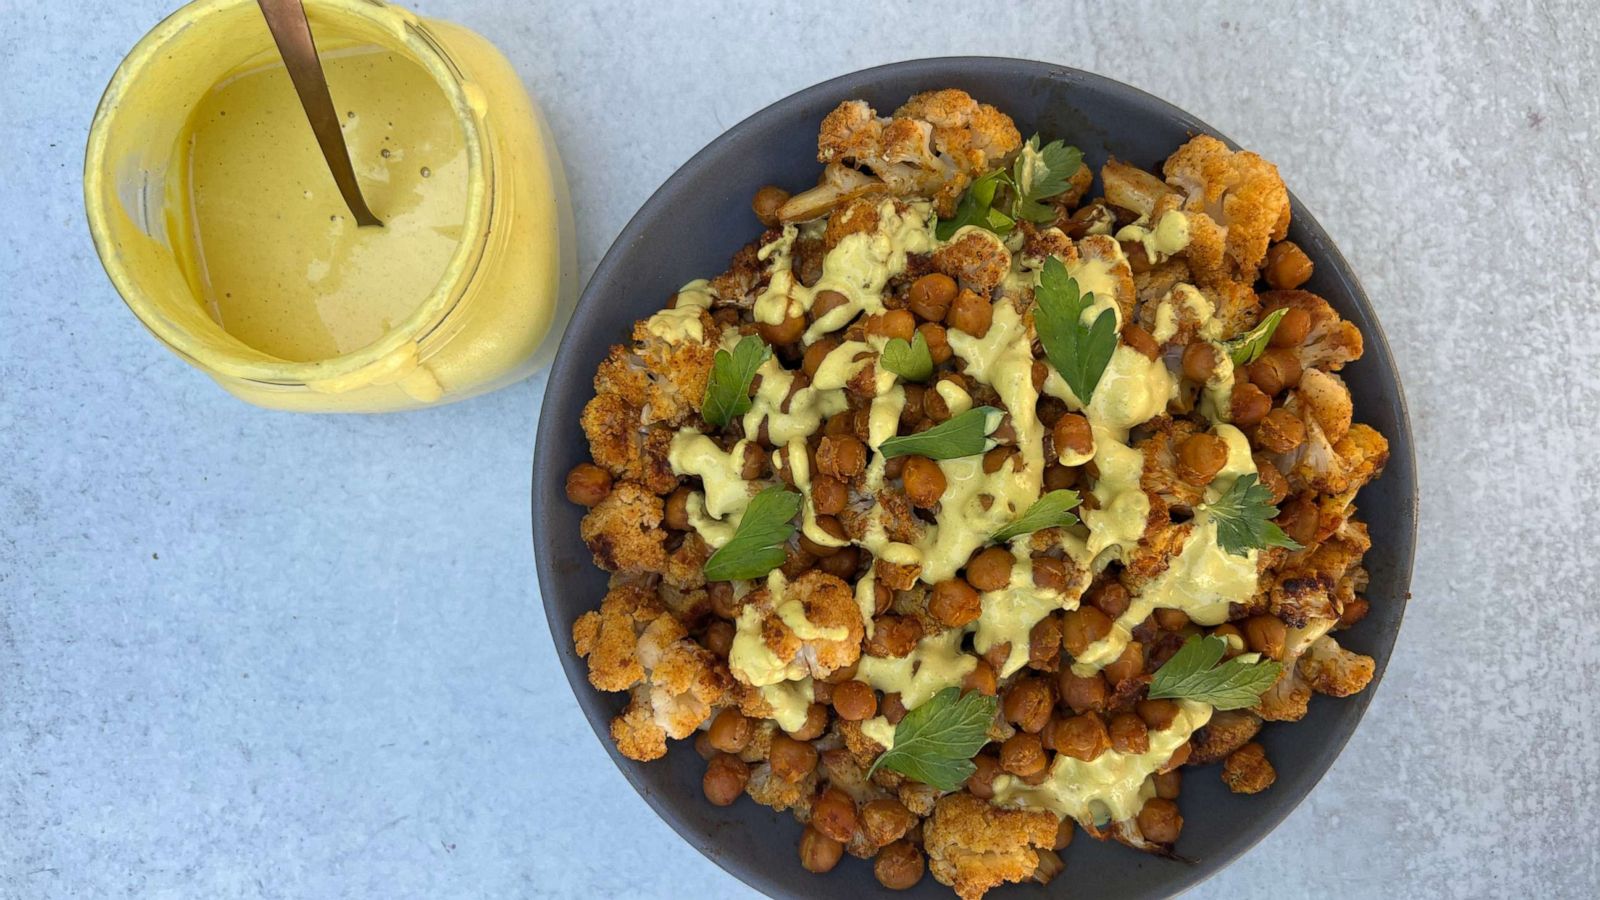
(255, 0, 382, 227)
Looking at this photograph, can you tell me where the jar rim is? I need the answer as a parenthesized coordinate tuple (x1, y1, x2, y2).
(83, 0, 491, 388)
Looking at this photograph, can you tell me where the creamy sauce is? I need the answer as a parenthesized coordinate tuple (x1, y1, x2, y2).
(758, 678, 815, 733)
(856, 628, 977, 709)
(1115, 210, 1191, 265)
(643, 279, 714, 343)
(972, 556, 1074, 678)
(860, 715, 897, 750)
(1150, 284, 1214, 345)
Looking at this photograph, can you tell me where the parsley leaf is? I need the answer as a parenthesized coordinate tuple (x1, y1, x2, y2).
(990, 490, 1081, 543)
(1010, 136, 1084, 225)
(879, 330, 934, 382)
(1147, 635, 1284, 710)
(702, 485, 803, 581)
(1223, 308, 1288, 367)
(700, 336, 771, 428)
(1206, 473, 1303, 557)
(867, 687, 997, 790)
(935, 170, 1011, 240)
(879, 407, 999, 460)
(1034, 256, 1118, 405)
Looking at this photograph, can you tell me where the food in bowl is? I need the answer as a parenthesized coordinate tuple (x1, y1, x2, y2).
(561, 89, 1389, 898)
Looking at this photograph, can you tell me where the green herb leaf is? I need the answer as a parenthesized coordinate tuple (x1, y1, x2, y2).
(1010, 136, 1084, 224)
(1147, 635, 1284, 710)
(867, 687, 998, 790)
(702, 485, 803, 581)
(990, 490, 1081, 543)
(880, 330, 935, 382)
(1206, 473, 1304, 557)
(700, 336, 772, 428)
(936, 170, 1011, 240)
(1223, 307, 1289, 367)
(1034, 256, 1118, 404)
(879, 407, 999, 460)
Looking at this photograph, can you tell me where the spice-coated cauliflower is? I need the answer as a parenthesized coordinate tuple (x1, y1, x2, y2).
(1259, 289, 1364, 372)
(734, 571, 865, 683)
(579, 481, 669, 574)
(932, 227, 1013, 294)
(1298, 634, 1376, 697)
(1189, 709, 1264, 765)
(1162, 136, 1290, 285)
(924, 794, 1059, 900)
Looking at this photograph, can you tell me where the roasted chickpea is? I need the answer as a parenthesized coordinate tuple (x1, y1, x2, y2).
(740, 443, 767, 480)
(929, 578, 983, 627)
(1122, 323, 1160, 360)
(981, 445, 1018, 475)
(1053, 817, 1076, 851)
(1253, 456, 1291, 503)
(1052, 413, 1094, 463)
(832, 680, 878, 721)
(1053, 713, 1110, 762)
(908, 272, 958, 322)
(1264, 241, 1314, 290)
(880, 692, 909, 725)
(867, 309, 917, 343)
(757, 312, 806, 347)
(769, 734, 819, 781)
(966, 752, 1003, 799)
(874, 840, 925, 890)
(662, 486, 693, 531)
(1162, 741, 1193, 772)
(1181, 341, 1221, 384)
(1254, 407, 1307, 454)
(811, 786, 859, 843)
(693, 729, 715, 760)
(703, 620, 735, 659)
(1246, 347, 1302, 396)
(1270, 305, 1313, 347)
(884, 454, 909, 479)
(798, 515, 847, 558)
(1086, 581, 1131, 620)
(873, 581, 894, 617)
(963, 659, 998, 696)
(812, 289, 850, 323)
(751, 185, 790, 227)
(802, 336, 841, 378)
(1058, 670, 1109, 714)
(1137, 698, 1180, 730)
(966, 547, 1015, 592)
(901, 456, 947, 509)
(1032, 556, 1070, 592)
(866, 615, 924, 658)
(1175, 432, 1228, 486)
(1244, 615, 1289, 661)
(1103, 641, 1145, 685)
(808, 474, 848, 517)
(818, 546, 860, 580)
(861, 797, 916, 847)
(1062, 606, 1114, 657)
(708, 708, 752, 753)
(708, 581, 738, 620)
(1212, 622, 1246, 657)
(1029, 615, 1063, 671)
(817, 434, 867, 478)
(564, 463, 613, 507)
(947, 289, 993, 337)
(1229, 382, 1273, 426)
(1276, 493, 1319, 547)
(1043, 463, 1076, 492)
(789, 703, 829, 741)
(900, 384, 926, 427)
(1152, 768, 1183, 800)
(1136, 798, 1183, 844)
(1000, 732, 1048, 776)
(1154, 608, 1190, 632)
(1109, 712, 1150, 754)
(1003, 677, 1054, 733)
(703, 753, 750, 806)
(918, 322, 953, 364)
(798, 825, 843, 873)
(810, 679, 835, 706)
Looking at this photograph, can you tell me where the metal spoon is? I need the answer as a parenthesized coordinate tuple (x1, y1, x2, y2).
(255, 0, 382, 227)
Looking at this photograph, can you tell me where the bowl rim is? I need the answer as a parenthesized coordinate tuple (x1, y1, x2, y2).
(534, 55, 1417, 900)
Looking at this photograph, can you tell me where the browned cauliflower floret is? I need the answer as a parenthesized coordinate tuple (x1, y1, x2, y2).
(1299, 635, 1376, 697)
(629, 313, 720, 426)
(1281, 419, 1389, 497)
(610, 685, 670, 761)
(1138, 419, 1206, 511)
(581, 393, 643, 477)
(924, 794, 1058, 900)
(1255, 664, 1312, 722)
(1102, 157, 1178, 218)
(1268, 573, 1339, 628)
(1163, 135, 1290, 283)
(663, 532, 711, 591)
(593, 345, 652, 409)
(1222, 742, 1277, 794)
(572, 582, 659, 692)
(732, 571, 865, 684)
(1259, 289, 1364, 371)
(822, 196, 882, 250)
(1198, 278, 1261, 340)
(1189, 709, 1264, 765)
(745, 761, 818, 813)
(579, 482, 667, 574)
(932, 227, 1013, 294)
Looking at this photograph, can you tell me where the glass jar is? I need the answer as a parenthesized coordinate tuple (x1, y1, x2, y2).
(84, 0, 574, 412)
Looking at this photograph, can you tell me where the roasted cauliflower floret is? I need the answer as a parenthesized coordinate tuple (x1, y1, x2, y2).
(1259, 289, 1364, 371)
(1255, 664, 1312, 722)
(1189, 709, 1265, 765)
(579, 481, 668, 574)
(572, 582, 660, 692)
(1298, 635, 1376, 697)
(924, 794, 1058, 900)
(1222, 742, 1277, 794)
(629, 312, 721, 426)
(731, 571, 865, 684)
(932, 227, 1012, 293)
(1286, 368, 1354, 444)
(1102, 157, 1178, 218)
(1281, 419, 1390, 497)
(1163, 135, 1290, 283)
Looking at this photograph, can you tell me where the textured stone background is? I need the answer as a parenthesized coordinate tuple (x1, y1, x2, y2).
(3, 0, 1596, 897)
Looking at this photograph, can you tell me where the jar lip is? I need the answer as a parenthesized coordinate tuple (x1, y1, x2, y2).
(84, 0, 491, 387)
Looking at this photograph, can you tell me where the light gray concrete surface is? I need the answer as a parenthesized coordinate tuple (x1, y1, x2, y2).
(3, 0, 1597, 897)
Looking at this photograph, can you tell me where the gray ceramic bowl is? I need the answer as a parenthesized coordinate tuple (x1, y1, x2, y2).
(533, 58, 1416, 900)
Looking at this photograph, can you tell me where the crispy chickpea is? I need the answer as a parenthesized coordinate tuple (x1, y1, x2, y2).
(1029, 616, 1063, 671)
(966, 547, 1015, 592)
(752, 185, 790, 227)
(802, 337, 841, 378)
(981, 445, 1018, 475)
(929, 578, 983, 627)
(708, 708, 752, 753)
(740, 443, 767, 480)
(811, 289, 849, 322)
(1154, 608, 1190, 632)
(918, 322, 953, 364)
(873, 581, 893, 616)
(1062, 606, 1114, 657)
(866, 615, 923, 658)
(780, 544, 816, 580)
(884, 454, 909, 479)
(832, 680, 878, 721)
(874, 840, 925, 890)
(1030, 359, 1049, 391)
(966, 752, 1003, 798)
(1058, 670, 1109, 714)
(810, 679, 835, 706)
(963, 659, 998, 696)
(811, 786, 859, 843)
(703, 752, 750, 806)
(1086, 581, 1131, 620)
(757, 312, 806, 347)
(1003, 677, 1054, 734)
(1212, 622, 1246, 657)
(1109, 712, 1150, 754)
(1254, 407, 1307, 454)
(867, 309, 917, 343)
(693, 730, 715, 759)
(708, 581, 738, 619)
(1276, 493, 1319, 547)
(817, 434, 867, 479)
(818, 546, 860, 580)
(1122, 323, 1160, 360)
(809, 474, 848, 517)
(1053, 818, 1075, 851)
(1253, 456, 1291, 503)
(769, 734, 819, 781)
(1229, 382, 1272, 426)
(1340, 596, 1371, 627)
(1264, 241, 1314, 291)
(881, 692, 909, 725)
(798, 825, 843, 874)
(564, 463, 613, 507)
(947, 289, 993, 337)
(1054, 713, 1110, 762)
(663, 486, 693, 531)
(1246, 347, 1302, 396)
(1162, 741, 1193, 772)
(1222, 742, 1277, 794)
(1043, 463, 1075, 492)
(1136, 798, 1183, 844)
(1181, 341, 1220, 384)
(1052, 413, 1094, 463)
(1173, 433, 1226, 486)
(1103, 640, 1145, 685)
(861, 797, 916, 847)
(1032, 557, 1070, 592)
(703, 620, 735, 659)
(908, 272, 958, 321)
(1244, 615, 1289, 661)
(798, 515, 848, 558)
(1152, 768, 1183, 800)
(1271, 306, 1313, 349)
(900, 384, 926, 427)
(1137, 698, 1180, 730)
(789, 703, 829, 741)
(901, 456, 948, 509)
(1000, 732, 1048, 776)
